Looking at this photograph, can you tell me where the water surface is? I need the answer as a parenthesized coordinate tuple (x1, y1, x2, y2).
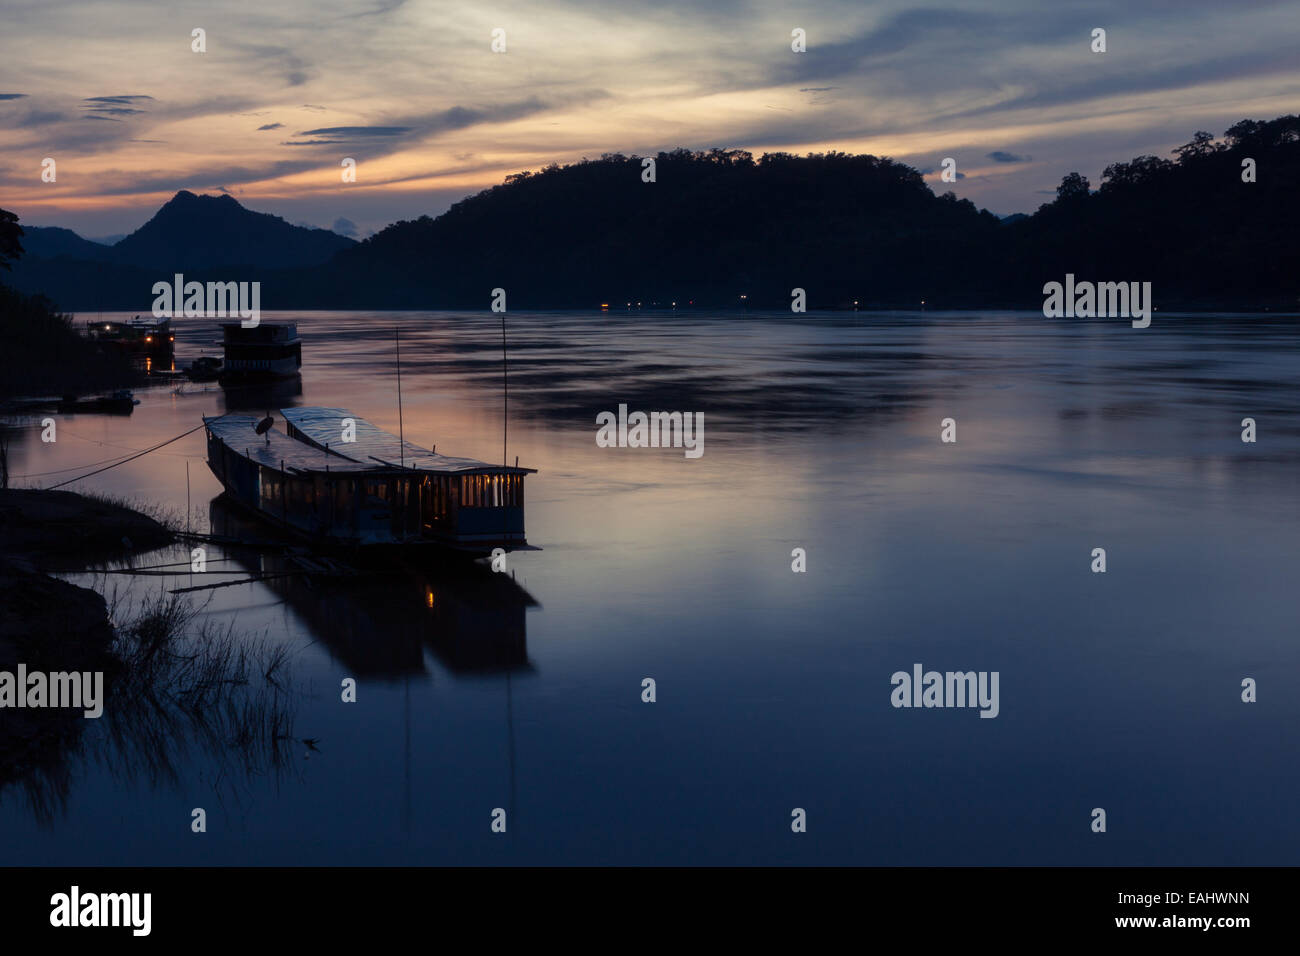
(2, 310, 1297, 865)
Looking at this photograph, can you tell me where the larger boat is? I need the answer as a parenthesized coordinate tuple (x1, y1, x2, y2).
(218, 322, 302, 380)
(203, 407, 535, 556)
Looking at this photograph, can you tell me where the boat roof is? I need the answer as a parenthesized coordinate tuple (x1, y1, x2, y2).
(204, 407, 535, 476)
(281, 407, 535, 475)
(205, 414, 373, 473)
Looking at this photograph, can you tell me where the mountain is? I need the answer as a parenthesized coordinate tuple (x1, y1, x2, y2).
(4, 116, 1299, 311)
(20, 226, 114, 262)
(322, 148, 1006, 309)
(314, 119, 1300, 310)
(3, 191, 357, 308)
(111, 190, 355, 270)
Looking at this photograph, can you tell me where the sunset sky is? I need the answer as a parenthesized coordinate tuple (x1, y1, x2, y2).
(2, 0, 1298, 239)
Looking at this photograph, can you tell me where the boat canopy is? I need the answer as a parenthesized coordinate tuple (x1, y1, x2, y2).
(280, 406, 535, 475)
(204, 414, 373, 474)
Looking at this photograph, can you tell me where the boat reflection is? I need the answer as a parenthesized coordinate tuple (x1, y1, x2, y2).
(208, 497, 539, 679)
(218, 375, 303, 412)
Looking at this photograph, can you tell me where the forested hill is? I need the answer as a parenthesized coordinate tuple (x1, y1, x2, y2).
(4, 115, 1299, 311)
(1003, 116, 1300, 309)
(323, 148, 1004, 309)
(324, 118, 1300, 310)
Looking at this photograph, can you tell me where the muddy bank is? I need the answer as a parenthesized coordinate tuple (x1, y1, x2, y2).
(0, 488, 173, 566)
(0, 489, 174, 800)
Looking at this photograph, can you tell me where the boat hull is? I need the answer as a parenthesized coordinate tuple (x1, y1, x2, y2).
(204, 415, 533, 559)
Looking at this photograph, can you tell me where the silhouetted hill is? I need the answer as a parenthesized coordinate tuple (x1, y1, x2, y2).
(5, 117, 1299, 311)
(21, 227, 114, 262)
(111, 190, 355, 270)
(322, 149, 1004, 309)
(313, 121, 1300, 310)
(5, 191, 356, 308)
(1005, 116, 1300, 308)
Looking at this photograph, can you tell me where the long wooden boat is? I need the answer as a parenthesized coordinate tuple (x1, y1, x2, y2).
(204, 406, 536, 556)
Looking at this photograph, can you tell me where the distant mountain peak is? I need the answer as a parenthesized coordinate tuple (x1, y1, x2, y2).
(109, 190, 354, 270)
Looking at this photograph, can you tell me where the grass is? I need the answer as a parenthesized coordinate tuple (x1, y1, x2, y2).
(5, 585, 302, 824)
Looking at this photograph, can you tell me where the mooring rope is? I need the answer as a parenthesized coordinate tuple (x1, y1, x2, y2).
(44, 422, 206, 490)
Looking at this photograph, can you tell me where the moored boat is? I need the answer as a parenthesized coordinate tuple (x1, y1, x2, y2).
(218, 322, 301, 380)
(185, 355, 223, 381)
(57, 389, 139, 414)
(203, 407, 536, 556)
(86, 316, 174, 356)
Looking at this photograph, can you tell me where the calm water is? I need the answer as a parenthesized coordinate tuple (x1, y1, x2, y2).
(2, 310, 1298, 865)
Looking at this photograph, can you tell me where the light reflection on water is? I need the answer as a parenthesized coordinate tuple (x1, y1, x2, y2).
(1, 310, 1298, 865)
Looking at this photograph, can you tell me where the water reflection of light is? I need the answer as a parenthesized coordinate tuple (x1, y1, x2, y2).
(426, 589, 435, 608)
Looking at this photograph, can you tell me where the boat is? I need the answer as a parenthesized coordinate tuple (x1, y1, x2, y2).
(57, 389, 139, 414)
(85, 316, 174, 355)
(217, 322, 301, 381)
(203, 407, 536, 556)
(185, 355, 223, 381)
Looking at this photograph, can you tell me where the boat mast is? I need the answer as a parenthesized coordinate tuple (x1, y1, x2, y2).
(502, 311, 508, 467)
(395, 325, 405, 469)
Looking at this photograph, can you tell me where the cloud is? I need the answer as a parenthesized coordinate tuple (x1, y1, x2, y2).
(987, 151, 1030, 163)
(0, 93, 28, 100)
(258, 122, 285, 130)
(84, 95, 154, 105)
(298, 125, 413, 137)
(12, 109, 66, 127)
(331, 216, 358, 237)
(81, 95, 152, 120)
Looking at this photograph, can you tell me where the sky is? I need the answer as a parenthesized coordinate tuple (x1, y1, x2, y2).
(1, 0, 1298, 240)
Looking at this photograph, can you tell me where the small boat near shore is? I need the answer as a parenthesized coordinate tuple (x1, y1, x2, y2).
(57, 389, 139, 414)
(185, 355, 223, 381)
(203, 407, 536, 557)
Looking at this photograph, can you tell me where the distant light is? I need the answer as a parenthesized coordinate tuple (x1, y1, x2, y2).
(145, 336, 152, 342)
(426, 590, 434, 608)
(104, 325, 110, 330)
(169, 335, 175, 342)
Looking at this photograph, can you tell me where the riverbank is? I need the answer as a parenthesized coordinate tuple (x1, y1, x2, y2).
(0, 489, 174, 796)
(0, 284, 138, 400)
(0, 488, 174, 674)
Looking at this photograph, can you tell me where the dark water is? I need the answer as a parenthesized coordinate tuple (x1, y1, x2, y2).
(2, 310, 1298, 865)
